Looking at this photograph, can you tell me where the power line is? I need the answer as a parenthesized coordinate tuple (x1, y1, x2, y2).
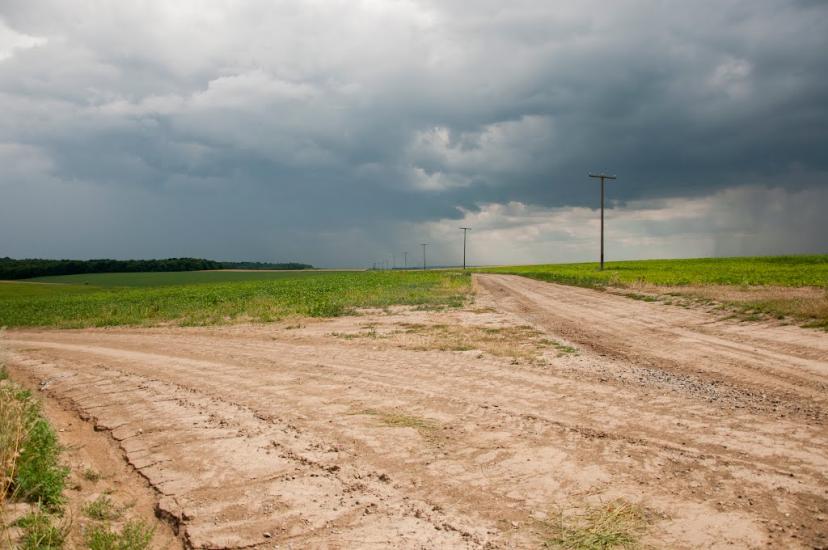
(588, 173, 617, 271)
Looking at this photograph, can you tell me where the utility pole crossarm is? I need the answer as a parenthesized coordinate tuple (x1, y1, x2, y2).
(588, 173, 619, 271)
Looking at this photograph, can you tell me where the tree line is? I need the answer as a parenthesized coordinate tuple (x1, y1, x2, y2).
(0, 257, 313, 279)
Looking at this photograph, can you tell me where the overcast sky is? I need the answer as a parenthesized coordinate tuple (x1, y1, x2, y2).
(1, 1, 826, 267)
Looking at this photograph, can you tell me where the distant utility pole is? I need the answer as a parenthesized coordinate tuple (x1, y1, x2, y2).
(392, 254, 396, 270)
(588, 173, 617, 271)
(403, 251, 408, 268)
(459, 227, 471, 270)
(420, 243, 429, 270)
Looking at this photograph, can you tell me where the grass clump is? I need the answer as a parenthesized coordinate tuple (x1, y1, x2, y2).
(550, 341, 578, 356)
(541, 499, 648, 549)
(1, 384, 68, 509)
(83, 468, 101, 482)
(84, 519, 154, 550)
(15, 508, 68, 549)
(83, 495, 121, 521)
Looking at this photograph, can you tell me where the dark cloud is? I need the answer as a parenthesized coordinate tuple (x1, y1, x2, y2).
(1, 1, 826, 266)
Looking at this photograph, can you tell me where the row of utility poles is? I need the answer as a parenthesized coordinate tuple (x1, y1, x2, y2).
(376, 173, 617, 272)
(374, 226, 472, 271)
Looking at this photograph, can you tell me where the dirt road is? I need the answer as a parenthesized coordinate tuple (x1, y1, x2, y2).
(4, 274, 827, 548)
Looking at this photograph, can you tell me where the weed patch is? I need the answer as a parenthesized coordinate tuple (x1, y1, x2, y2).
(348, 322, 555, 363)
(16, 508, 69, 549)
(83, 495, 121, 521)
(84, 519, 155, 550)
(540, 499, 648, 549)
(83, 468, 101, 482)
(360, 409, 442, 442)
(1, 384, 68, 510)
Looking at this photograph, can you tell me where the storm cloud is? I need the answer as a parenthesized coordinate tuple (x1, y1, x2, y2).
(1, 1, 826, 266)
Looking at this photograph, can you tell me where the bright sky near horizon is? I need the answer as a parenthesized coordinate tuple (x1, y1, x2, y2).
(1, 1, 826, 267)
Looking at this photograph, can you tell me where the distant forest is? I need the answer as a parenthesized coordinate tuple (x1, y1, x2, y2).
(0, 257, 313, 280)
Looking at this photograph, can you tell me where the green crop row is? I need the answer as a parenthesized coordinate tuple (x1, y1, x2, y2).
(0, 271, 471, 328)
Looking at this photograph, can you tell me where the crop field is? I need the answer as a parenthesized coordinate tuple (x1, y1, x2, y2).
(480, 255, 828, 287)
(0, 271, 470, 328)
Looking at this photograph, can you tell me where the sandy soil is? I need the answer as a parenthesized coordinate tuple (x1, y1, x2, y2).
(3, 274, 827, 549)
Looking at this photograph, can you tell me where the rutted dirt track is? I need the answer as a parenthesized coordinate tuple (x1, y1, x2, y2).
(4, 274, 828, 548)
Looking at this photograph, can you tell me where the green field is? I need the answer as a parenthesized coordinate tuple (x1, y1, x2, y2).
(0, 271, 470, 328)
(480, 255, 828, 288)
(26, 270, 330, 288)
(2, 256, 825, 330)
(481, 255, 828, 329)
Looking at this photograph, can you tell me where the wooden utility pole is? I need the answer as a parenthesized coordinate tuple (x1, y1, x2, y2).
(403, 251, 408, 268)
(588, 173, 617, 270)
(459, 227, 471, 269)
(420, 243, 429, 270)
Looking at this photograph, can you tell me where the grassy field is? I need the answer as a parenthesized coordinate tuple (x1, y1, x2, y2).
(480, 255, 828, 288)
(481, 255, 828, 328)
(0, 271, 470, 328)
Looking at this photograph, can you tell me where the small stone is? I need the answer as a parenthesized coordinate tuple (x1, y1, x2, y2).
(263, 532, 272, 538)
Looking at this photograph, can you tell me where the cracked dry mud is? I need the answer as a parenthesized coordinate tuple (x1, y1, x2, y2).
(4, 274, 827, 548)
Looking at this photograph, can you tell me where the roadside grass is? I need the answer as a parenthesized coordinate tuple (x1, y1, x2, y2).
(1, 367, 156, 549)
(540, 499, 649, 549)
(84, 519, 155, 550)
(664, 286, 828, 329)
(482, 255, 828, 329)
(0, 384, 68, 510)
(1, 366, 70, 547)
(0, 271, 471, 328)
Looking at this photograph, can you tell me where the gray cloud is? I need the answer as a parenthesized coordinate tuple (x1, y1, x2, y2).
(1, 1, 826, 266)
